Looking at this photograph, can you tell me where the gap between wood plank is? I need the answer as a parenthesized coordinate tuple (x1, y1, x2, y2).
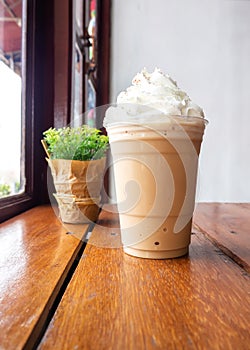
(28, 207, 103, 349)
(22, 240, 86, 350)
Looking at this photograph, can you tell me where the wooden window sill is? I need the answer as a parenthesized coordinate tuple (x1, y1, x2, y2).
(0, 205, 90, 349)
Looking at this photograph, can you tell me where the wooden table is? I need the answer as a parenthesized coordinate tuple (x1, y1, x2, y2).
(0, 204, 249, 349)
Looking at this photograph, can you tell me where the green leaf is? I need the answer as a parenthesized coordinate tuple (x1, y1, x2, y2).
(43, 125, 109, 161)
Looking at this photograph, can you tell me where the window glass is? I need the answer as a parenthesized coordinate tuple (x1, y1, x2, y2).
(0, 0, 23, 198)
(72, 0, 97, 127)
(86, 0, 97, 127)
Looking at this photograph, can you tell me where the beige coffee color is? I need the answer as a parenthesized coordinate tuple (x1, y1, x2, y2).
(108, 117, 206, 258)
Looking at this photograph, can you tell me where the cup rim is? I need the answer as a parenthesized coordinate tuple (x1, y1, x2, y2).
(105, 115, 209, 128)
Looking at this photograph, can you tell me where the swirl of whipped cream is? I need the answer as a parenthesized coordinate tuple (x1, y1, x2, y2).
(117, 68, 204, 117)
(104, 68, 205, 127)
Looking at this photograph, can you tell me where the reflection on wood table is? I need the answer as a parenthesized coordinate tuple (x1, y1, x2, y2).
(38, 204, 250, 350)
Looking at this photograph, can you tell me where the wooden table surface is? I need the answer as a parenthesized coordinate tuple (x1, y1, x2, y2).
(39, 203, 249, 350)
(0, 206, 89, 349)
(0, 203, 249, 349)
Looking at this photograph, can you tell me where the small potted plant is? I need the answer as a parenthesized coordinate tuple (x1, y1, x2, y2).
(42, 125, 109, 224)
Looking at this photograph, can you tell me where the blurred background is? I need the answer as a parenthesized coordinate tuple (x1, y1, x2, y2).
(110, 0, 250, 202)
(1, 0, 250, 213)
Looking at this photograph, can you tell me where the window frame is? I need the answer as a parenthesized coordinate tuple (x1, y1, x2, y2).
(0, 0, 110, 223)
(0, 0, 55, 222)
(0, 0, 36, 222)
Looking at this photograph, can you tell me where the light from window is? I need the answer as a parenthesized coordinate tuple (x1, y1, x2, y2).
(0, 0, 23, 198)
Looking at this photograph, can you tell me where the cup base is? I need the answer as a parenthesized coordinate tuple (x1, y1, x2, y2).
(123, 246, 188, 259)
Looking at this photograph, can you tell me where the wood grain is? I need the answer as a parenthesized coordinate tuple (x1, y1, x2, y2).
(193, 203, 250, 272)
(0, 205, 89, 350)
(39, 204, 250, 350)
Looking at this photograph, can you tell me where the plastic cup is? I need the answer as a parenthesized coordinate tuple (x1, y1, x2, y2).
(107, 115, 207, 259)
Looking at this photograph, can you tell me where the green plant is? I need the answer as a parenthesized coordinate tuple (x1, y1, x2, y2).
(0, 183, 11, 197)
(15, 182, 21, 193)
(43, 126, 109, 161)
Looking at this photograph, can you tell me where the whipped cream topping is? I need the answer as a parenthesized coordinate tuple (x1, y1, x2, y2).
(117, 68, 204, 118)
(103, 68, 205, 127)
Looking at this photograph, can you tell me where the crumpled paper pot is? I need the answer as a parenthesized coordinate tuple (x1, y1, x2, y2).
(54, 194, 101, 223)
(47, 158, 106, 223)
(47, 158, 106, 198)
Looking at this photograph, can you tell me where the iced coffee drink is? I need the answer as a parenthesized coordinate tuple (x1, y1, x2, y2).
(104, 68, 208, 259)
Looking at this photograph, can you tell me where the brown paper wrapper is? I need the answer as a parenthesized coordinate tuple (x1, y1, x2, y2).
(53, 194, 100, 223)
(47, 158, 106, 223)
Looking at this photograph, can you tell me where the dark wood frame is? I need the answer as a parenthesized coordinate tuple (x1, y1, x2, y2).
(0, 0, 111, 223)
(0, 0, 39, 222)
(96, 0, 111, 108)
